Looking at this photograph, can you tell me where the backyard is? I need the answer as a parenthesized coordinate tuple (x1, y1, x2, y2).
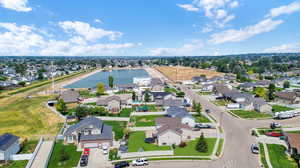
(0, 161, 28, 168)
(127, 131, 171, 152)
(174, 138, 216, 156)
(267, 144, 297, 168)
(230, 110, 272, 119)
(103, 121, 127, 140)
(47, 141, 81, 168)
(19, 139, 39, 154)
(130, 115, 164, 127)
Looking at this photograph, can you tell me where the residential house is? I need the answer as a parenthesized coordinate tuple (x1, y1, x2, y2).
(151, 84, 165, 92)
(115, 84, 138, 92)
(0, 133, 20, 161)
(133, 77, 151, 86)
(154, 117, 193, 146)
(191, 76, 207, 83)
(155, 98, 183, 108)
(64, 117, 113, 148)
(239, 82, 257, 91)
(60, 90, 81, 103)
(285, 133, 300, 155)
(150, 78, 163, 86)
(275, 91, 300, 104)
(96, 94, 132, 113)
(166, 106, 195, 127)
(252, 98, 272, 113)
(141, 91, 175, 102)
(255, 80, 271, 88)
(201, 84, 214, 92)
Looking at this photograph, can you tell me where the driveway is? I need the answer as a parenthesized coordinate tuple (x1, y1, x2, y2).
(87, 148, 111, 168)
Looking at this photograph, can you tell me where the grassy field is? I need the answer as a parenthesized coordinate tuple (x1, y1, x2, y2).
(131, 115, 164, 127)
(272, 105, 294, 113)
(19, 139, 39, 154)
(0, 160, 28, 168)
(267, 144, 297, 168)
(127, 131, 171, 152)
(286, 130, 300, 134)
(118, 108, 134, 117)
(48, 141, 81, 168)
(155, 66, 223, 82)
(174, 138, 216, 156)
(194, 115, 211, 123)
(0, 96, 63, 138)
(103, 121, 127, 140)
(230, 110, 272, 119)
(259, 143, 269, 168)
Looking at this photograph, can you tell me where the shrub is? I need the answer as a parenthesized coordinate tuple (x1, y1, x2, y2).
(59, 148, 70, 162)
(179, 142, 187, 148)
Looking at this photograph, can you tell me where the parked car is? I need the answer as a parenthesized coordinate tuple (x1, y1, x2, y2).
(265, 132, 284, 137)
(205, 109, 211, 113)
(114, 161, 130, 168)
(119, 145, 128, 153)
(80, 155, 89, 167)
(144, 137, 155, 143)
(132, 158, 149, 166)
(251, 144, 259, 154)
(83, 148, 90, 155)
(195, 123, 213, 129)
(274, 111, 295, 119)
(270, 122, 281, 129)
(102, 145, 109, 155)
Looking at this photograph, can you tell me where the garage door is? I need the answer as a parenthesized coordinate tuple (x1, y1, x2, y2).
(84, 143, 99, 148)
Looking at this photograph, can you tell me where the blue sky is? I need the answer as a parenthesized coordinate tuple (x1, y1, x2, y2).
(0, 0, 300, 56)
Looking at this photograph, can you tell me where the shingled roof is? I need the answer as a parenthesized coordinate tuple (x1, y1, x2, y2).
(60, 90, 80, 103)
(0, 133, 19, 151)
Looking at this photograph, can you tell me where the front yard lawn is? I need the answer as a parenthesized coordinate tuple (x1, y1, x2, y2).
(259, 143, 269, 168)
(193, 114, 211, 123)
(19, 139, 39, 154)
(272, 105, 294, 113)
(127, 131, 171, 152)
(48, 141, 81, 168)
(103, 121, 127, 140)
(0, 160, 28, 168)
(131, 115, 164, 127)
(174, 138, 216, 156)
(78, 90, 97, 98)
(230, 110, 272, 119)
(118, 108, 133, 117)
(267, 144, 297, 168)
(286, 130, 300, 134)
(213, 100, 229, 106)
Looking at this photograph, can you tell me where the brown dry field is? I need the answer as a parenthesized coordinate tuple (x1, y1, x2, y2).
(155, 66, 224, 82)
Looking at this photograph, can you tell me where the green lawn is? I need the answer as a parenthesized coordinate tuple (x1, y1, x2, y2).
(213, 100, 229, 106)
(257, 129, 282, 135)
(216, 139, 224, 157)
(198, 91, 213, 95)
(19, 139, 39, 154)
(259, 143, 269, 168)
(164, 87, 178, 93)
(267, 144, 297, 168)
(193, 115, 211, 123)
(103, 121, 127, 140)
(131, 115, 164, 127)
(230, 110, 272, 119)
(127, 131, 171, 152)
(0, 160, 28, 168)
(78, 90, 97, 98)
(286, 130, 300, 134)
(174, 138, 216, 156)
(272, 105, 294, 113)
(118, 108, 133, 117)
(47, 141, 81, 168)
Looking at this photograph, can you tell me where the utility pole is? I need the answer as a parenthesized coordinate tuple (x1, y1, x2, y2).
(51, 61, 55, 94)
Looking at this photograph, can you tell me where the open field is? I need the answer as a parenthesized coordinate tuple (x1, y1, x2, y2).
(155, 66, 224, 82)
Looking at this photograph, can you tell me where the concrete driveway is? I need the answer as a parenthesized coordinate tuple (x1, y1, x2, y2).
(87, 148, 111, 168)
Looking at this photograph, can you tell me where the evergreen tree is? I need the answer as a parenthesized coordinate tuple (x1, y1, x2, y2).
(196, 133, 208, 153)
(283, 81, 290, 89)
(132, 91, 136, 101)
(268, 83, 276, 101)
(144, 91, 150, 102)
(108, 75, 114, 88)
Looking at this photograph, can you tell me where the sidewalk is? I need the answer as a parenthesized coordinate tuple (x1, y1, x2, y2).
(30, 141, 54, 168)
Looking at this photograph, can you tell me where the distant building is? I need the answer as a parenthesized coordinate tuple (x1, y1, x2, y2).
(60, 90, 81, 103)
(285, 133, 300, 155)
(275, 92, 300, 104)
(96, 94, 132, 113)
(0, 133, 20, 161)
(133, 77, 151, 86)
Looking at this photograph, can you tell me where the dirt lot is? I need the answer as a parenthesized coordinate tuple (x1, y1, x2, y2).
(155, 66, 224, 82)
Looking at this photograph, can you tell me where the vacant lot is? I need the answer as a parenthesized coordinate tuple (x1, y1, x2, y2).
(0, 95, 63, 138)
(128, 131, 171, 152)
(230, 110, 272, 119)
(155, 66, 223, 82)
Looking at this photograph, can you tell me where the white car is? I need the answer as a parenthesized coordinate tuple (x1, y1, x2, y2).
(132, 158, 148, 166)
(102, 145, 108, 155)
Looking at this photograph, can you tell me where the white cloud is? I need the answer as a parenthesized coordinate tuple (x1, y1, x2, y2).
(94, 19, 103, 24)
(229, 1, 239, 8)
(216, 9, 227, 19)
(201, 24, 213, 33)
(267, 1, 300, 18)
(0, 0, 32, 12)
(177, 4, 200, 12)
(210, 19, 283, 44)
(192, 0, 233, 19)
(150, 40, 204, 56)
(264, 43, 300, 53)
(0, 22, 138, 56)
(59, 21, 122, 41)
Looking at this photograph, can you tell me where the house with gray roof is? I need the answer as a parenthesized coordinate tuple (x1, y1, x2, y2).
(60, 90, 81, 103)
(141, 91, 175, 102)
(64, 117, 113, 148)
(166, 106, 195, 127)
(275, 91, 300, 104)
(0, 133, 20, 161)
(96, 94, 132, 113)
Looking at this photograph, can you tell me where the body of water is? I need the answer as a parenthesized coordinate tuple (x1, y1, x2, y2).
(64, 69, 149, 88)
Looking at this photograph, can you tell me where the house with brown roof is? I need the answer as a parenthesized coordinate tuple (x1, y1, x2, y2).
(96, 94, 132, 113)
(60, 90, 81, 103)
(154, 117, 193, 146)
(275, 91, 300, 104)
(285, 133, 300, 155)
